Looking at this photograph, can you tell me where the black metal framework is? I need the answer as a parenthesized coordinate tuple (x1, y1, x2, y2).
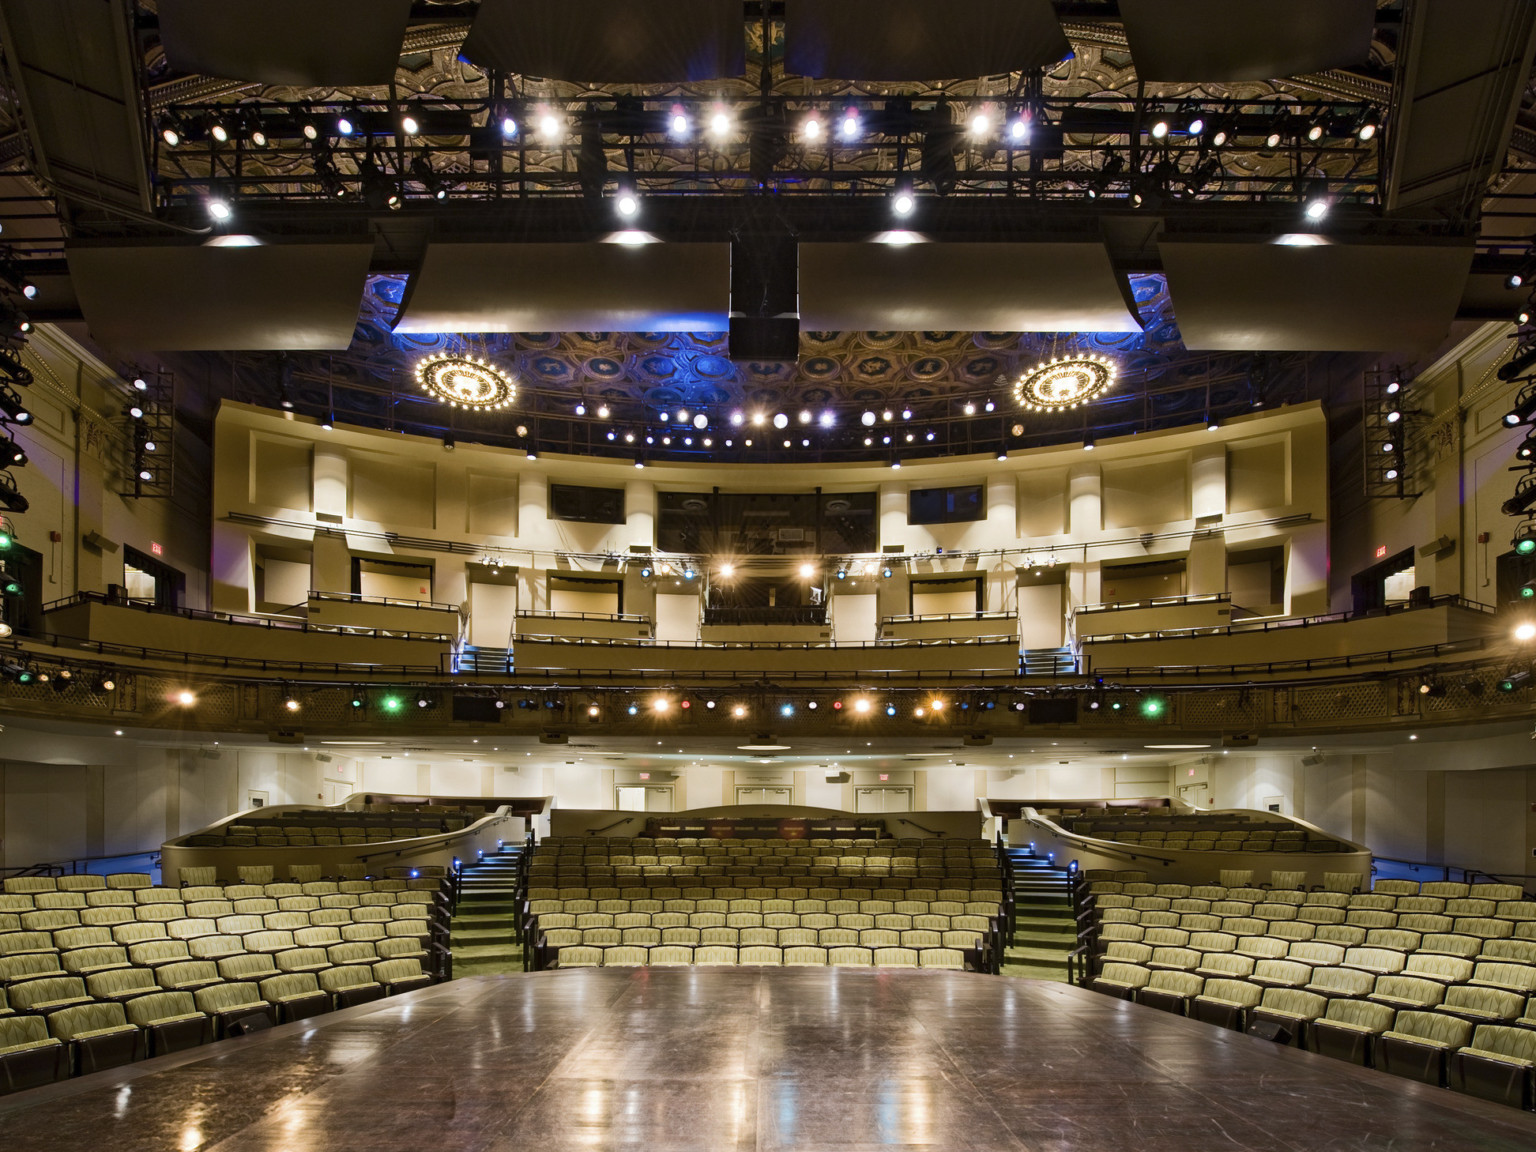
(150, 93, 1383, 215)
(120, 366, 176, 499)
(1362, 365, 1412, 500)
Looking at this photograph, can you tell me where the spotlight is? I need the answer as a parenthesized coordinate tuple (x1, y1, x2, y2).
(732, 704, 747, 718)
(501, 116, 518, 137)
(92, 676, 116, 693)
(335, 116, 353, 136)
(351, 692, 364, 708)
(1008, 114, 1029, 142)
(615, 189, 639, 218)
(884, 703, 897, 716)
(1303, 195, 1330, 222)
(160, 123, 180, 147)
(653, 696, 671, 713)
(416, 694, 432, 708)
(1517, 623, 1536, 642)
(1139, 695, 1166, 718)
(1498, 669, 1531, 691)
(670, 110, 691, 138)
(0, 434, 25, 466)
(401, 114, 420, 136)
(283, 695, 301, 712)
(773, 413, 789, 429)
(719, 563, 734, 578)
(380, 694, 404, 713)
(539, 112, 564, 141)
(969, 110, 992, 137)
(802, 113, 823, 141)
(1149, 117, 1169, 140)
(839, 110, 861, 140)
(1186, 112, 1206, 135)
(175, 690, 196, 707)
(892, 188, 915, 217)
(0, 386, 31, 425)
(854, 698, 870, 714)
(780, 702, 794, 717)
(709, 110, 732, 138)
(1356, 109, 1380, 141)
(1517, 525, 1536, 555)
(1505, 389, 1536, 426)
(861, 411, 876, 426)
(798, 410, 812, 424)
(799, 563, 815, 579)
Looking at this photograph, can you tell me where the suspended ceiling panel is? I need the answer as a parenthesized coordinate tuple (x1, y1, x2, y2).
(397, 243, 731, 333)
(157, 0, 413, 85)
(783, 0, 1069, 80)
(462, 0, 745, 82)
(1158, 238, 1473, 351)
(798, 243, 1140, 333)
(1118, 0, 1375, 82)
(66, 243, 376, 351)
(0, 0, 150, 211)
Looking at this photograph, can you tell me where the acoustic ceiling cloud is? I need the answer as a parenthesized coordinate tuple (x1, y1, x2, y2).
(396, 243, 731, 333)
(798, 243, 1142, 333)
(1158, 238, 1474, 352)
(66, 243, 376, 351)
(462, 0, 746, 83)
(157, 0, 413, 86)
(784, 0, 1070, 80)
(1117, 0, 1376, 82)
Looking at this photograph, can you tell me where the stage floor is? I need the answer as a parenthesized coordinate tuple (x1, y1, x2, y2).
(3, 969, 1535, 1151)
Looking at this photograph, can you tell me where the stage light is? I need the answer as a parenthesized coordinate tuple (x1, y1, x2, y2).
(1520, 579, 1535, 601)
(861, 411, 876, 427)
(615, 189, 639, 218)
(799, 563, 815, 579)
(401, 114, 420, 135)
(137, 469, 153, 482)
(161, 124, 180, 147)
(539, 112, 563, 141)
(335, 116, 353, 136)
(176, 690, 196, 707)
(892, 188, 915, 217)
(719, 563, 734, 578)
(0, 435, 25, 466)
(802, 113, 823, 141)
(93, 676, 115, 693)
(1384, 467, 1399, 481)
(670, 110, 690, 138)
(1511, 272, 1526, 290)
(884, 703, 897, 716)
(797, 410, 811, 424)
(284, 696, 301, 712)
(653, 696, 670, 713)
(250, 125, 267, 147)
(501, 116, 518, 137)
(351, 692, 364, 708)
(1516, 623, 1536, 642)
(1386, 410, 1401, 424)
(1518, 434, 1536, 461)
(1186, 112, 1206, 135)
(1502, 482, 1536, 517)
(1149, 117, 1169, 140)
(839, 110, 861, 140)
(0, 387, 32, 425)
(732, 704, 747, 718)
(773, 413, 788, 429)
(1505, 390, 1536, 426)
(1498, 669, 1530, 691)
(781, 703, 794, 717)
(1139, 695, 1166, 718)
(1303, 195, 1330, 222)
(1306, 120, 1325, 142)
(205, 198, 233, 222)
(1356, 109, 1380, 141)
(854, 698, 871, 714)
(709, 110, 732, 137)
(969, 111, 992, 137)
(380, 694, 404, 713)
(806, 700, 818, 711)
(1516, 526, 1536, 555)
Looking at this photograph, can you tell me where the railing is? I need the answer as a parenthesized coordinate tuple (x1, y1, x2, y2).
(1092, 637, 1488, 679)
(1373, 855, 1536, 896)
(703, 606, 828, 627)
(42, 590, 454, 642)
(309, 589, 463, 614)
(512, 633, 1016, 651)
(517, 610, 651, 624)
(1021, 809, 1179, 868)
(881, 610, 1015, 625)
(4, 633, 444, 678)
(1072, 593, 1232, 617)
(0, 849, 162, 880)
(1079, 594, 1499, 643)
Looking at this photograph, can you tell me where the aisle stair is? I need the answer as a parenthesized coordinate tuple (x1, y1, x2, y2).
(449, 844, 525, 977)
(456, 645, 514, 675)
(1003, 846, 1074, 982)
(1021, 646, 1079, 676)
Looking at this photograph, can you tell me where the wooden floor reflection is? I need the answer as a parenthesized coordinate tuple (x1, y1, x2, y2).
(3, 968, 1536, 1151)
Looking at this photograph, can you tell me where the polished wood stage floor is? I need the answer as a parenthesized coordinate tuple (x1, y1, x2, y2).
(3, 968, 1535, 1151)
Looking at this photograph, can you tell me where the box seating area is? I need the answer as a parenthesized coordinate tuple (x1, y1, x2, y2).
(183, 804, 487, 848)
(1068, 813, 1345, 853)
(1080, 868, 1536, 1111)
(0, 868, 448, 1094)
(527, 836, 1005, 972)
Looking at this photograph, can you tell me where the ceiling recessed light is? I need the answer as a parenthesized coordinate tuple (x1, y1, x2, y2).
(1144, 743, 1213, 750)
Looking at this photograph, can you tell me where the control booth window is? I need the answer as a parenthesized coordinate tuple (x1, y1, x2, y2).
(549, 483, 627, 524)
(908, 484, 984, 525)
(909, 575, 984, 616)
(549, 574, 624, 615)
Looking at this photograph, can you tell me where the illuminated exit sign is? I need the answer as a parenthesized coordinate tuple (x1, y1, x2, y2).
(150, 542, 164, 557)
(1375, 545, 1388, 559)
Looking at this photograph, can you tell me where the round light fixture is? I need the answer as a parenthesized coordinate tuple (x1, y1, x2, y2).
(1013, 354, 1117, 412)
(415, 354, 517, 410)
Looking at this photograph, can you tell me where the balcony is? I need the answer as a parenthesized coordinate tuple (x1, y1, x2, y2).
(515, 610, 653, 641)
(879, 610, 1017, 642)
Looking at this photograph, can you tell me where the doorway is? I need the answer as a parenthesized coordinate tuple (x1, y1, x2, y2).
(854, 787, 913, 813)
(736, 786, 793, 805)
(616, 785, 674, 812)
(122, 544, 184, 609)
(1350, 547, 1415, 614)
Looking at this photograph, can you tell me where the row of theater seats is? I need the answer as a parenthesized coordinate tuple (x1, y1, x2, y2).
(1081, 870, 1536, 1111)
(1068, 816, 1343, 853)
(526, 837, 1005, 972)
(0, 869, 448, 1094)
(184, 807, 484, 848)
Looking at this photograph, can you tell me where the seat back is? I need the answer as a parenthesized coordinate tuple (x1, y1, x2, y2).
(1391, 1010, 1471, 1048)
(47, 1001, 129, 1041)
(1472, 962, 1536, 994)
(1467, 1024, 1536, 1061)
(1372, 975, 1445, 1007)
(1306, 966, 1375, 997)
(1258, 987, 1325, 1019)
(1442, 985, 1524, 1019)
(1322, 998, 1394, 1032)
(1199, 978, 1262, 1007)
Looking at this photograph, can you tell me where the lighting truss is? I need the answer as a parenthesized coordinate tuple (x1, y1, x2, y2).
(119, 366, 176, 499)
(1362, 365, 1414, 500)
(149, 94, 1383, 214)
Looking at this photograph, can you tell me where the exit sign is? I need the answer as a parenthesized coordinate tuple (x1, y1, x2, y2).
(1374, 545, 1388, 559)
(149, 542, 163, 557)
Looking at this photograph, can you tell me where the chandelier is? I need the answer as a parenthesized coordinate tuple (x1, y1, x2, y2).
(1013, 354, 1116, 412)
(415, 354, 517, 410)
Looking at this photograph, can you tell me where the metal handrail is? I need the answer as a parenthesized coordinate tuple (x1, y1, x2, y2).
(1072, 593, 1232, 617)
(1021, 810, 1180, 868)
(1080, 594, 1499, 643)
(512, 633, 1018, 651)
(1091, 638, 1487, 678)
(309, 589, 463, 614)
(0, 849, 162, 879)
(517, 610, 651, 624)
(881, 610, 1015, 624)
(42, 591, 454, 642)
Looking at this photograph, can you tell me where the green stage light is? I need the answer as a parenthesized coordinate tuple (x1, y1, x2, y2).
(1139, 696, 1166, 719)
(380, 694, 404, 713)
(0, 529, 11, 550)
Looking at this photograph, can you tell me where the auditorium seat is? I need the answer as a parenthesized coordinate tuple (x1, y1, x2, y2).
(1190, 978, 1264, 1030)
(0, 1015, 67, 1092)
(785, 946, 828, 966)
(318, 965, 385, 1008)
(1435, 985, 1524, 1025)
(1378, 1011, 1474, 1086)
(1402, 954, 1473, 985)
(1137, 970, 1203, 1015)
(122, 991, 207, 1055)
(46, 1002, 141, 1074)
(1367, 974, 1446, 1012)
(86, 967, 159, 1003)
(9, 976, 90, 1014)
(1308, 998, 1395, 1066)
(1451, 1025, 1536, 1109)
(696, 946, 738, 966)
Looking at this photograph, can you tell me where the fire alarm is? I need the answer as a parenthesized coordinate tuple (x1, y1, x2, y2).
(48, 531, 61, 543)
(1478, 532, 1490, 544)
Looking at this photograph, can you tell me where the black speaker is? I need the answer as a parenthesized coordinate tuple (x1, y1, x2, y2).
(728, 315, 798, 362)
(1246, 1020, 1291, 1045)
(452, 695, 503, 723)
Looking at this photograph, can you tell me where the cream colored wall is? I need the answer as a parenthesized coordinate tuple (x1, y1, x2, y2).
(211, 400, 1329, 638)
(2, 326, 210, 608)
(1330, 323, 1529, 607)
